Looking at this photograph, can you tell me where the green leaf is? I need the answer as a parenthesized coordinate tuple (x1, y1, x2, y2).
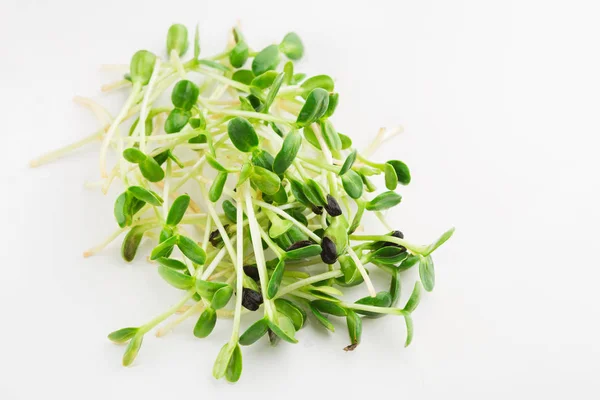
(130, 50, 156, 85)
(268, 215, 293, 238)
(261, 72, 285, 113)
(213, 342, 235, 379)
(166, 24, 189, 56)
(251, 148, 274, 171)
(164, 108, 191, 133)
(266, 258, 285, 299)
(232, 69, 255, 85)
(166, 194, 190, 226)
(389, 269, 401, 306)
(419, 255, 435, 292)
(289, 178, 310, 205)
(404, 314, 414, 347)
(302, 124, 321, 150)
(348, 201, 365, 235)
(404, 281, 422, 312)
(189, 114, 206, 130)
(273, 131, 302, 174)
(194, 308, 217, 338)
(423, 227, 455, 256)
(114, 192, 130, 228)
(285, 243, 321, 259)
(301, 75, 335, 95)
(384, 163, 398, 191)
(209, 171, 228, 202)
(108, 327, 139, 344)
(355, 292, 393, 318)
(121, 225, 147, 262)
(291, 73, 306, 85)
(237, 162, 253, 187)
(158, 264, 195, 290)
(268, 184, 288, 205)
(369, 246, 408, 265)
(171, 80, 199, 110)
(123, 147, 146, 164)
(339, 149, 357, 176)
(225, 343, 243, 383)
(195, 279, 229, 301)
(279, 32, 304, 60)
(345, 309, 362, 350)
(320, 119, 341, 151)
(150, 235, 179, 260)
(387, 160, 411, 185)
(340, 133, 352, 149)
(250, 166, 281, 195)
(341, 170, 364, 199)
(267, 312, 298, 343)
(211, 286, 233, 309)
(308, 302, 335, 332)
(239, 318, 269, 346)
(296, 88, 330, 127)
(122, 333, 143, 366)
(251, 71, 278, 89)
(229, 40, 249, 68)
(127, 186, 163, 206)
(177, 236, 207, 265)
(252, 44, 281, 76)
(227, 117, 259, 152)
(365, 191, 402, 211)
(139, 157, 165, 182)
(128, 115, 153, 137)
(324, 93, 339, 118)
(156, 257, 188, 271)
(283, 61, 294, 84)
(311, 300, 347, 317)
(303, 179, 327, 206)
(274, 299, 306, 330)
(222, 199, 238, 223)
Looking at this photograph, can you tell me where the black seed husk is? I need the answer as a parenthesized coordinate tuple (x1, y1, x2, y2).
(384, 230, 406, 251)
(311, 205, 324, 215)
(320, 236, 338, 264)
(243, 265, 260, 281)
(286, 240, 314, 252)
(242, 288, 263, 311)
(209, 229, 222, 247)
(324, 194, 342, 217)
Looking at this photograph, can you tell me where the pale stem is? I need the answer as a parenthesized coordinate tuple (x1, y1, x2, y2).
(156, 301, 205, 337)
(230, 189, 245, 343)
(140, 289, 195, 334)
(138, 58, 162, 153)
(243, 183, 274, 319)
(252, 199, 322, 243)
(349, 234, 426, 255)
(347, 247, 377, 297)
(273, 270, 343, 299)
(29, 129, 103, 167)
(99, 82, 141, 177)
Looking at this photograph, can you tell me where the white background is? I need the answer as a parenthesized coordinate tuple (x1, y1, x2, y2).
(1, 0, 599, 399)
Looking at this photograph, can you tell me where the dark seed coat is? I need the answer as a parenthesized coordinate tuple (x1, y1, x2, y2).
(320, 236, 338, 264)
(286, 240, 314, 251)
(241, 288, 263, 311)
(324, 195, 342, 217)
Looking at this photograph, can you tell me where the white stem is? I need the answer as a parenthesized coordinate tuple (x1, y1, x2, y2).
(273, 270, 343, 299)
(347, 248, 377, 297)
(138, 58, 161, 153)
(243, 183, 274, 318)
(99, 82, 141, 177)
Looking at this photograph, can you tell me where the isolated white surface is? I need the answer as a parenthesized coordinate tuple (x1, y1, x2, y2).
(1, 0, 599, 399)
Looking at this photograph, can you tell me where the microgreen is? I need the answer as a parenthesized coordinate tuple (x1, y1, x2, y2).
(38, 23, 454, 383)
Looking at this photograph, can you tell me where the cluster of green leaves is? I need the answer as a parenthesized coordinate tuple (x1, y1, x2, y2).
(98, 23, 454, 384)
